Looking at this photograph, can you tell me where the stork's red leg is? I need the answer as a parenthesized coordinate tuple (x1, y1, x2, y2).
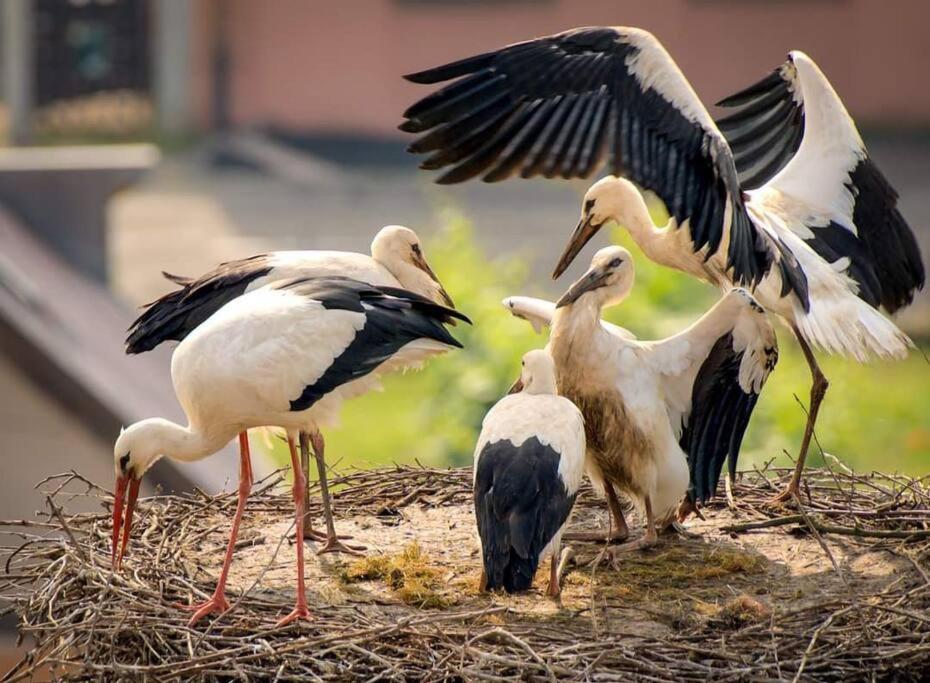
(310, 430, 365, 555)
(276, 436, 311, 627)
(185, 431, 252, 626)
(769, 329, 829, 504)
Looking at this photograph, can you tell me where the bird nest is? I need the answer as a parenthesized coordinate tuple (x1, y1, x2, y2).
(2, 464, 930, 681)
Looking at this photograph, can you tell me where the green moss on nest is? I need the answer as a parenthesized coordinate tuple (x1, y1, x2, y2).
(342, 543, 456, 609)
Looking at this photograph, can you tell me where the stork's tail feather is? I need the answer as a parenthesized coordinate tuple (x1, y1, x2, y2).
(483, 549, 537, 594)
(795, 297, 913, 362)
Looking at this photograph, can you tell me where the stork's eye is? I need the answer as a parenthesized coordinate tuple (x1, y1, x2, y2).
(584, 198, 596, 214)
(609, 258, 623, 268)
(119, 452, 131, 472)
(412, 244, 422, 255)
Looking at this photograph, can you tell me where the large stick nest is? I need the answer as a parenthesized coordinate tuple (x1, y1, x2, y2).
(2, 464, 930, 681)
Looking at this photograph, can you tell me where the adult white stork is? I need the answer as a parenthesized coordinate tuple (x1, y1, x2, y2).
(474, 349, 584, 597)
(112, 277, 469, 626)
(125, 225, 454, 552)
(401, 28, 924, 502)
(506, 247, 777, 548)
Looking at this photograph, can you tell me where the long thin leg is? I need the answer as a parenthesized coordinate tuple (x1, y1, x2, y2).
(276, 436, 311, 627)
(184, 431, 252, 626)
(546, 546, 560, 598)
(310, 430, 364, 555)
(642, 496, 657, 546)
(770, 330, 829, 504)
(564, 481, 629, 543)
(298, 432, 328, 542)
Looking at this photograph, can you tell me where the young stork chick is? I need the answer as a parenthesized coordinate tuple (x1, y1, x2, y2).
(112, 277, 469, 627)
(534, 247, 777, 552)
(473, 350, 585, 597)
(124, 225, 454, 554)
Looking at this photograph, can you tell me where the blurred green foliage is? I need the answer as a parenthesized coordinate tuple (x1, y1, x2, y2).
(268, 202, 930, 477)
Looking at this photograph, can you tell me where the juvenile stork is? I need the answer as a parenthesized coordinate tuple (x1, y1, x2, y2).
(507, 247, 777, 547)
(125, 225, 454, 552)
(474, 350, 585, 596)
(112, 277, 469, 626)
(402, 28, 924, 502)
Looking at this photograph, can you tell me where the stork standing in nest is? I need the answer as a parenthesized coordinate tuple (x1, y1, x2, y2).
(507, 248, 777, 548)
(474, 349, 585, 597)
(124, 225, 455, 553)
(402, 27, 924, 503)
(112, 277, 469, 626)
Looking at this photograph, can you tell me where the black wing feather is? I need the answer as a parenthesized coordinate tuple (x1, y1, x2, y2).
(125, 255, 275, 354)
(402, 27, 772, 288)
(474, 437, 576, 594)
(279, 278, 469, 412)
(679, 332, 777, 504)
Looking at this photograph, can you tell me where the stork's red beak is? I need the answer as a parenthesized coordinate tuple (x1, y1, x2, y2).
(507, 377, 524, 394)
(111, 473, 141, 569)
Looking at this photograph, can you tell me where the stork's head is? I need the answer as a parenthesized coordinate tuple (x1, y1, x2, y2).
(552, 176, 642, 279)
(110, 420, 171, 569)
(556, 246, 634, 310)
(371, 225, 454, 307)
(509, 349, 557, 395)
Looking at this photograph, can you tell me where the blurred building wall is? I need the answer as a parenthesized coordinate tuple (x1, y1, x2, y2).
(190, 0, 930, 136)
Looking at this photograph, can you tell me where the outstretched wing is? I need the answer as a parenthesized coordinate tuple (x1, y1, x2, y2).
(403, 26, 772, 287)
(646, 289, 778, 503)
(502, 295, 635, 340)
(720, 52, 924, 312)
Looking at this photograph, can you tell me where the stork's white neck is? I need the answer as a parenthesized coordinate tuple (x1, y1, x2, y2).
(137, 418, 233, 470)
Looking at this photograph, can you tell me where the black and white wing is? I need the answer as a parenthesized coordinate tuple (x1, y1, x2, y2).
(719, 51, 924, 313)
(126, 254, 276, 353)
(402, 27, 773, 287)
(474, 436, 577, 593)
(277, 277, 470, 411)
(646, 289, 778, 504)
(502, 295, 635, 340)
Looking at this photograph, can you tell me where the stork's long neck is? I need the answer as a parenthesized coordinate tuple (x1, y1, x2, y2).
(550, 297, 605, 368)
(613, 197, 665, 264)
(151, 419, 231, 464)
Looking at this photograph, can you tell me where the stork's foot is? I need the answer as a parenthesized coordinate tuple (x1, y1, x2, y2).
(664, 521, 700, 539)
(563, 528, 629, 544)
(607, 535, 658, 568)
(182, 593, 230, 626)
(316, 535, 366, 556)
(275, 603, 311, 628)
(766, 486, 798, 506)
(676, 497, 704, 523)
(299, 528, 355, 544)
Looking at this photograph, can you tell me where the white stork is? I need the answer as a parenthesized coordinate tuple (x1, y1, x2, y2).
(474, 349, 585, 597)
(402, 28, 924, 502)
(112, 277, 469, 626)
(125, 224, 454, 552)
(505, 247, 777, 548)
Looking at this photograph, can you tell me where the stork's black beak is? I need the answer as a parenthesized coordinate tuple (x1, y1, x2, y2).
(555, 268, 610, 308)
(507, 377, 524, 394)
(413, 251, 455, 309)
(552, 214, 603, 280)
(111, 472, 141, 569)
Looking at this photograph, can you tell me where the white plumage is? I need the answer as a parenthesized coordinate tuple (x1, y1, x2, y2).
(506, 247, 777, 546)
(473, 350, 585, 596)
(402, 28, 923, 502)
(112, 277, 468, 626)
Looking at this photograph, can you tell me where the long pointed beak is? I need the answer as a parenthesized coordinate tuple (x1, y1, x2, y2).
(112, 473, 141, 569)
(413, 253, 455, 309)
(555, 269, 610, 308)
(507, 377, 524, 394)
(552, 215, 602, 280)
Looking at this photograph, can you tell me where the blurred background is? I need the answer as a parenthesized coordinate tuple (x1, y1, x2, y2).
(1, 0, 929, 601)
